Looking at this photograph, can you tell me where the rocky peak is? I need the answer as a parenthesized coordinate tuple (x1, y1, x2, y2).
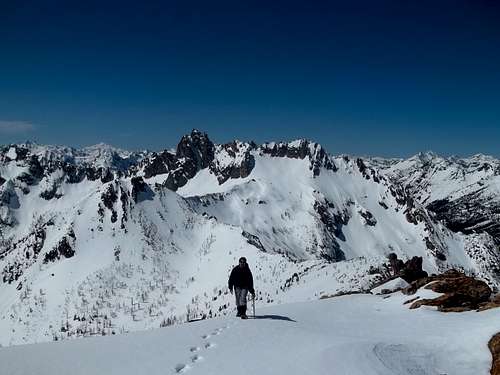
(259, 139, 337, 176)
(176, 129, 215, 170)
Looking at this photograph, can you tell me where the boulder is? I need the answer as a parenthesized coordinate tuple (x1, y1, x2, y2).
(490, 333, 500, 375)
(387, 253, 428, 283)
(408, 270, 492, 311)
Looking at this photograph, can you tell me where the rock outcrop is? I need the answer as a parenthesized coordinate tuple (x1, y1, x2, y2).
(405, 270, 492, 311)
(490, 333, 500, 375)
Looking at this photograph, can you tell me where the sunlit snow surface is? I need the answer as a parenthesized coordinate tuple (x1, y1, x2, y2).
(1, 292, 498, 375)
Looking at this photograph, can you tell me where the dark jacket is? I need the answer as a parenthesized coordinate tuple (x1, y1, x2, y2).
(228, 265, 254, 294)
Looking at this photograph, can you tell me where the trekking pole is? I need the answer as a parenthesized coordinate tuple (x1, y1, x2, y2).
(252, 293, 255, 318)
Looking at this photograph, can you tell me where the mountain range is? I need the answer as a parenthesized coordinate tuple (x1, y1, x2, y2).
(1, 130, 499, 346)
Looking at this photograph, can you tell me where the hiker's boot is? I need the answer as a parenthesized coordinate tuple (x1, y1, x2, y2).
(236, 306, 242, 317)
(241, 305, 248, 319)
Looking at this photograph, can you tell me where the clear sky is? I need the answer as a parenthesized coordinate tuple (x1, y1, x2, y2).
(1, 0, 499, 157)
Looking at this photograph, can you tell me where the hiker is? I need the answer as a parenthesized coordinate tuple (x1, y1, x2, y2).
(228, 257, 255, 319)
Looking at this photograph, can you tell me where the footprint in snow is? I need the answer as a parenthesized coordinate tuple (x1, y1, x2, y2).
(201, 334, 210, 339)
(174, 363, 191, 373)
(189, 346, 201, 353)
(204, 342, 216, 349)
(191, 355, 204, 363)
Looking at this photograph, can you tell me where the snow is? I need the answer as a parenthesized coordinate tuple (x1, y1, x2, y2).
(2, 138, 500, 349)
(6, 147, 17, 160)
(1, 292, 498, 375)
(371, 277, 409, 295)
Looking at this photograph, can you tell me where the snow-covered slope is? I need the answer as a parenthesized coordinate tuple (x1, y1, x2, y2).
(1, 131, 499, 346)
(369, 152, 500, 239)
(1, 292, 499, 375)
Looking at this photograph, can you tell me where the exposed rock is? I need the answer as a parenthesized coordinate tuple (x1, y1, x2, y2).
(0, 175, 5, 186)
(477, 293, 500, 312)
(143, 151, 177, 179)
(209, 141, 256, 184)
(378, 200, 388, 209)
(43, 231, 76, 263)
(176, 129, 215, 171)
(358, 208, 377, 226)
(260, 140, 337, 176)
(16, 172, 36, 186)
(39, 182, 61, 200)
(163, 170, 189, 192)
(314, 199, 348, 242)
(489, 333, 500, 375)
(100, 168, 114, 183)
(400, 257, 428, 283)
(387, 253, 428, 283)
(242, 231, 266, 252)
(0, 181, 20, 209)
(312, 199, 346, 261)
(131, 177, 153, 203)
(101, 184, 118, 210)
(1, 226, 46, 283)
(28, 156, 44, 180)
(427, 191, 500, 242)
(62, 164, 86, 184)
(119, 186, 129, 229)
(407, 270, 492, 311)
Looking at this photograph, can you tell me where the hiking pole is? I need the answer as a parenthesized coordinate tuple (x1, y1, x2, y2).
(252, 293, 255, 318)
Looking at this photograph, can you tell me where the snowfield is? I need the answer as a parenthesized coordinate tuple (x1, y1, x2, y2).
(1, 290, 499, 375)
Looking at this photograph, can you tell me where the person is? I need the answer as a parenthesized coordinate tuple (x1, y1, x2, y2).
(228, 257, 255, 319)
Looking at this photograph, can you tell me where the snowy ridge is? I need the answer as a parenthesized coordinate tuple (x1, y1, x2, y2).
(1, 292, 499, 375)
(1, 130, 499, 346)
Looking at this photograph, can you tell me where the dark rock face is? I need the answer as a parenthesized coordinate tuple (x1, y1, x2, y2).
(358, 209, 377, 226)
(100, 168, 114, 183)
(242, 231, 266, 252)
(45, 229, 76, 263)
(120, 186, 129, 229)
(387, 253, 428, 283)
(313, 199, 347, 260)
(407, 270, 492, 311)
(489, 333, 500, 375)
(101, 184, 118, 210)
(62, 164, 86, 184)
(400, 256, 428, 283)
(28, 156, 44, 179)
(427, 191, 500, 243)
(260, 140, 337, 176)
(0, 181, 20, 209)
(131, 177, 153, 202)
(356, 158, 381, 182)
(209, 142, 256, 184)
(143, 151, 177, 179)
(16, 172, 36, 186)
(40, 182, 61, 200)
(0, 175, 5, 186)
(176, 130, 215, 171)
(1, 226, 46, 284)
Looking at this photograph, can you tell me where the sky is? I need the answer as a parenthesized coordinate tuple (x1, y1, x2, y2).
(0, 0, 499, 157)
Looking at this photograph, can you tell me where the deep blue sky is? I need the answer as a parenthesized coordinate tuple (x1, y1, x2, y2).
(1, 0, 499, 157)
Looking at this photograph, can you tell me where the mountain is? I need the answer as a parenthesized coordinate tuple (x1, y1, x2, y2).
(1, 130, 499, 346)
